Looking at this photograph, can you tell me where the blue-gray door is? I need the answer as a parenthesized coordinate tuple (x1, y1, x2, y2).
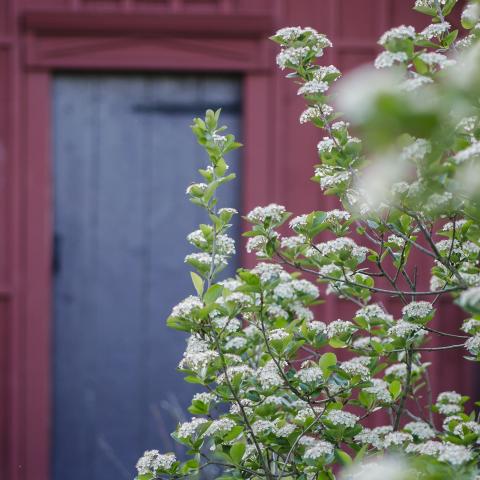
(52, 74, 241, 480)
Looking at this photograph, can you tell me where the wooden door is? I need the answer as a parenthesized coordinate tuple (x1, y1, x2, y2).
(52, 74, 241, 480)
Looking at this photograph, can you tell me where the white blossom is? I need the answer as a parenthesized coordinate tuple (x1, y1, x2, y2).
(454, 141, 480, 164)
(462, 318, 480, 334)
(401, 73, 433, 91)
(252, 262, 285, 282)
(225, 336, 247, 351)
(340, 358, 371, 381)
(257, 360, 284, 389)
(299, 104, 333, 124)
(317, 137, 336, 154)
(296, 364, 324, 384)
(419, 52, 456, 69)
(281, 235, 306, 249)
(325, 209, 351, 223)
(437, 443, 473, 465)
(275, 423, 297, 437)
(364, 378, 392, 404)
(383, 431, 413, 448)
(387, 320, 422, 338)
(306, 320, 327, 335)
(268, 328, 290, 342)
(178, 335, 218, 371)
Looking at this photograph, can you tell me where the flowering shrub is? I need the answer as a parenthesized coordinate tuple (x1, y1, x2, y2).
(136, 1, 480, 479)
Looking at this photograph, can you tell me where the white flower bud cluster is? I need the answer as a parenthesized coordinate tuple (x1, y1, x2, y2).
(420, 22, 450, 39)
(387, 320, 423, 339)
(315, 237, 369, 263)
(299, 104, 333, 124)
(436, 391, 463, 416)
(355, 303, 393, 324)
(296, 363, 324, 384)
(178, 335, 218, 371)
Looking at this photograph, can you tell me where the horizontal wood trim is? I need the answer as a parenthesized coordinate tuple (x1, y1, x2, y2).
(22, 11, 275, 38)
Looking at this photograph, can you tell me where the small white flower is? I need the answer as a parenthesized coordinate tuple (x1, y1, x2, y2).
(364, 378, 392, 404)
(299, 104, 334, 124)
(437, 443, 473, 465)
(462, 318, 480, 334)
(454, 141, 480, 164)
(297, 363, 324, 384)
(275, 423, 297, 437)
(257, 360, 284, 389)
(225, 336, 247, 351)
(267, 328, 290, 342)
(383, 431, 413, 448)
(401, 73, 433, 91)
(192, 392, 216, 404)
(419, 52, 456, 69)
(340, 358, 371, 381)
(387, 320, 423, 339)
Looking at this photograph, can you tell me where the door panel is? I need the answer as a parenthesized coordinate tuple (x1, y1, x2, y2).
(52, 74, 241, 480)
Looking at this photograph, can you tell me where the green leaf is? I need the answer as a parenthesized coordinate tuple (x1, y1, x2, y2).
(319, 352, 337, 376)
(229, 441, 246, 464)
(204, 284, 223, 305)
(335, 449, 353, 466)
(389, 380, 402, 400)
(190, 272, 204, 297)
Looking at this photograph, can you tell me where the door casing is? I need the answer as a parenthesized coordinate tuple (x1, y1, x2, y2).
(19, 12, 279, 480)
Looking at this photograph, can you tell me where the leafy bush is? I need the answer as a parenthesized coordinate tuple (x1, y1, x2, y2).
(136, 1, 480, 478)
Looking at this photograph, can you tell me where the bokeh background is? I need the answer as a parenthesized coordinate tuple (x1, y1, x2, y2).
(0, 0, 473, 479)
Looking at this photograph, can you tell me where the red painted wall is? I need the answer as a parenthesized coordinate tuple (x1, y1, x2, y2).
(0, 0, 472, 479)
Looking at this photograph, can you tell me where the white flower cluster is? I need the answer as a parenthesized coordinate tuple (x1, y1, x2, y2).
(177, 417, 208, 439)
(364, 378, 392, 404)
(383, 431, 413, 448)
(415, 0, 446, 7)
(315, 237, 369, 263)
(354, 425, 393, 449)
(246, 203, 286, 224)
(325, 209, 351, 223)
(374, 51, 408, 69)
(402, 301, 433, 320)
(401, 138, 431, 163)
(326, 409, 359, 428)
(212, 316, 241, 333)
(436, 391, 463, 416)
(418, 52, 456, 69)
(193, 392, 216, 404)
(454, 141, 480, 164)
(306, 320, 327, 335)
(186, 182, 207, 195)
(327, 320, 356, 339)
(298, 79, 329, 96)
(404, 421, 435, 440)
(387, 320, 423, 339)
(252, 262, 286, 282)
(304, 440, 334, 459)
(267, 328, 290, 342)
(178, 335, 218, 371)
(465, 334, 480, 355)
(299, 104, 334, 124)
(217, 364, 253, 384)
(407, 441, 473, 465)
(355, 303, 393, 324)
(187, 230, 236, 256)
(453, 421, 480, 438)
(462, 318, 480, 334)
(225, 336, 247, 351)
(340, 357, 371, 381)
(185, 252, 227, 268)
(317, 137, 336, 154)
(170, 295, 203, 318)
(379, 25, 416, 45)
(257, 359, 284, 389)
(296, 362, 324, 384)
(276, 46, 311, 69)
(401, 73, 433, 91)
(280, 235, 306, 249)
(136, 450, 176, 475)
(420, 22, 450, 39)
(203, 418, 236, 437)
